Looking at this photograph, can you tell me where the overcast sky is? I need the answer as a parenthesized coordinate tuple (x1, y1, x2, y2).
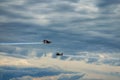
(0, 0, 120, 80)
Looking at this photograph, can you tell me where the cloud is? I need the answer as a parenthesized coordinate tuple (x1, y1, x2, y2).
(0, 0, 120, 80)
(10, 76, 32, 80)
(0, 51, 120, 80)
(0, 47, 120, 66)
(58, 73, 84, 80)
(98, 0, 120, 7)
(0, 41, 120, 80)
(0, 0, 119, 30)
(0, 0, 99, 25)
(10, 73, 84, 80)
(0, 0, 120, 52)
(0, 66, 84, 80)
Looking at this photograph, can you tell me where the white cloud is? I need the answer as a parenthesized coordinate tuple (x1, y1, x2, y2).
(28, 49, 37, 58)
(74, 0, 99, 13)
(0, 51, 120, 80)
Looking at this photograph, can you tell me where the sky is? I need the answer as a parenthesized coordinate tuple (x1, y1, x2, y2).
(0, 0, 120, 80)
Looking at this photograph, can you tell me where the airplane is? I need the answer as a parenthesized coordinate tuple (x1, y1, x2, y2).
(43, 40, 51, 44)
(56, 52, 63, 56)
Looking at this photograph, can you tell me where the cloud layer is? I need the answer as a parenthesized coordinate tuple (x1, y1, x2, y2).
(1, 66, 84, 80)
(0, 0, 120, 53)
(0, 0, 120, 80)
(0, 51, 120, 80)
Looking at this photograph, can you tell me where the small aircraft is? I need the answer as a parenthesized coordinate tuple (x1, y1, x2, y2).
(43, 40, 51, 44)
(56, 52, 63, 56)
